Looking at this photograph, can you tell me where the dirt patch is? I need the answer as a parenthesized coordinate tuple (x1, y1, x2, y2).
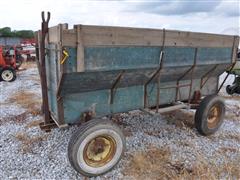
(8, 90, 42, 115)
(123, 147, 240, 179)
(15, 132, 48, 153)
(0, 112, 29, 125)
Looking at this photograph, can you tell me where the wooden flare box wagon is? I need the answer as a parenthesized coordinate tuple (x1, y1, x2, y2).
(36, 12, 239, 177)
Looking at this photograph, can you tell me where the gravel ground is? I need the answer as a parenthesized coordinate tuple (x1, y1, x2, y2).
(0, 65, 239, 179)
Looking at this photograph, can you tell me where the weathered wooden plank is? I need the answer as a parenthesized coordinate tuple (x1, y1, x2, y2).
(62, 29, 76, 46)
(48, 25, 59, 43)
(63, 25, 235, 48)
(75, 25, 85, 72)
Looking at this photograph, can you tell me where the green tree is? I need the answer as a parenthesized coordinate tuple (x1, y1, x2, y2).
(0, 27, 13, 37)
(0, 27, 34, 38)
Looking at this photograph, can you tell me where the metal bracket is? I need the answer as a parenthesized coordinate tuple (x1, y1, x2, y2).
(110, 71, 125, 104)
(200, 64, 218, 89)
(141, 103, 188, 115)
(144, 29, 166, 110)
(40, 11, 51, 125)
(39, 120, 57, 132)
(175, 48, 198, 103)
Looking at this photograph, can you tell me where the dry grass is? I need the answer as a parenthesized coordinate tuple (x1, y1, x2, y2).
(225, 105, 240, 122)
(222, 95, 240, 100)
(15, 132, 48, 153)
(25, 119, 43, 129)
(9, 90, 42, 116)
(20, 61, 37, 69)
(163, 110, 195, 129)
(123, 146, 173, 180)
(218, 147, 239, 153)
(217, 133, 240, 143)
(123, 146, 240, 180)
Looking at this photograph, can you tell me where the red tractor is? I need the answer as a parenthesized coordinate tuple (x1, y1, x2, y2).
(0, 46, 17, 82)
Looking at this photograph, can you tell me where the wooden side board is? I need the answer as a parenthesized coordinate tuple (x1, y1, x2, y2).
(60, 24, 237, 48)
(75, 25, 85, 72)
(48, 23, 239, 74)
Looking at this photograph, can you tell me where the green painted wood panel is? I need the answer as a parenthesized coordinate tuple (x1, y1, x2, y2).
(64, 47, 77, 73)
(63, 85, 144, 124)
(45, 45, 233, 124)
(197, 47, 232, 65)
(84, 47, 160, 71)
(46, 44, 58, 119)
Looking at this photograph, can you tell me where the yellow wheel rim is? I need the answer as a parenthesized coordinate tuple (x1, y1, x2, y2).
(83, 135, 116, 168)
(207, 105, 221, 129)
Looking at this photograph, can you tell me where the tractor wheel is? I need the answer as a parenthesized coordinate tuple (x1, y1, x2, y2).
(68, 119, 126, 177)
(0, 68, 16, 82)
(195, 95, 225, 136)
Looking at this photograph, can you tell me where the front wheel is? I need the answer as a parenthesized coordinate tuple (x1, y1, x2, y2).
(68, 119, 126, 177)
(195, 95, 225, 136)
(0, 68, 16, 82)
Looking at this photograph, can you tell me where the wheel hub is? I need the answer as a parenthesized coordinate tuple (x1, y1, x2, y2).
(2, 70, 13, 81)
(207, 105, 221, 128)
(83, 135, 116, 168)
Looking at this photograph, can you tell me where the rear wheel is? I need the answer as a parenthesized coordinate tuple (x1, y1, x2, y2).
(195, 95, 225, 135)
(68, 119, 125, 177)
(0, 68, 16, 82)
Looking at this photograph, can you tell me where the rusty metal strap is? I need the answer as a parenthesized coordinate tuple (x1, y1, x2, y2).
(175, 48, 198, 102)
(200, 65, 218, 89)
(144, 29, 166, 109)
(110, 70, 125, 104)
(40, 11, 51, 124)
(145, 29, 166, 87)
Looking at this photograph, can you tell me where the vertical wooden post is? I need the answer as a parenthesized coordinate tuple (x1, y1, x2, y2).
(75, 25, 85, 72)
(56, 23, 68, 125)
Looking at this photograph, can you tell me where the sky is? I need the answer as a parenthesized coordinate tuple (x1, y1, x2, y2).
(0, 0, 239, 35)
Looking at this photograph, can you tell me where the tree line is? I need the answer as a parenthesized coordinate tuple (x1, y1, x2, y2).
(0, 27, 34, 38)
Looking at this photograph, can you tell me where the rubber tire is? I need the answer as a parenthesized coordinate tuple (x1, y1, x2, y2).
(226, 85, 234, 95)
(0, 67, 16, 82)
(195, 95, 225, 136)
(68, 119, 126, 177)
